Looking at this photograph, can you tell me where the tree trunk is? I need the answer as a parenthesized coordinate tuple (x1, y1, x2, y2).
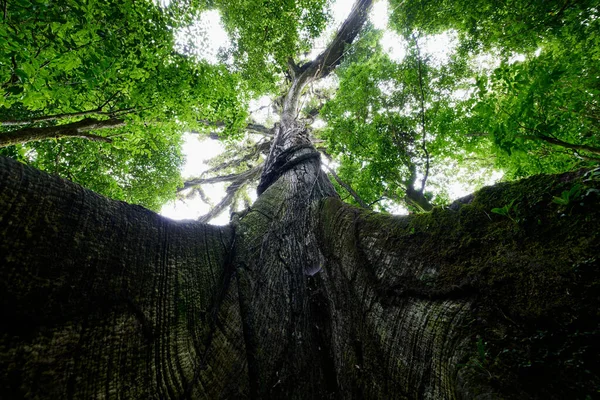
(2, 154, 600, 399)
(0, 156, 247, 399)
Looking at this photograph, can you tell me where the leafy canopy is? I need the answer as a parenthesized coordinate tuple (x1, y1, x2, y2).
(0, 0, 248, 210)
(2, 0, 600, 216)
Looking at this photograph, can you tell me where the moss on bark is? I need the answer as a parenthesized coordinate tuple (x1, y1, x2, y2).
(319, 169, 600, 398)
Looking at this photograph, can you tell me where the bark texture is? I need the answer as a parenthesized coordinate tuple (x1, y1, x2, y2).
(1, 0, 600, 397)
(1, 158, 600, 399)
(317, 171, 600, 398)
(0, 156, 246, 399)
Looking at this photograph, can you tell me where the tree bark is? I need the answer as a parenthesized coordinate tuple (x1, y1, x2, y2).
(2, 157, 599, 399)
(1, 0, 599, 398)
(0, 156, 246, 399)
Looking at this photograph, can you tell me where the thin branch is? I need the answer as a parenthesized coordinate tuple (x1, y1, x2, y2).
(323, 163, 369, 208)
(520, 134, 600, 155)
(413, 35, 430, 193)
(498, 105, 600, 156)
(368, 196, 386, 207)
(573, 150, 600, 162)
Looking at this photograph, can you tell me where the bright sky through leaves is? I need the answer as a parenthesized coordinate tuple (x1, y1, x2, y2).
(161, 0, 499, 223)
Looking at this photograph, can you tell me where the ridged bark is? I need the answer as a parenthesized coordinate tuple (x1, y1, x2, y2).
(317, 171, 600, 398)
(1, 0, 599, 396)
(1, 158, 600, 399)
(0, 156, 246, 399)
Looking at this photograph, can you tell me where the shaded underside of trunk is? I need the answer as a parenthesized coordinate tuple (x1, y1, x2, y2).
(317, 170, 600, 398)
(0, 156, 246, 399)
(1, 154, 599, 399)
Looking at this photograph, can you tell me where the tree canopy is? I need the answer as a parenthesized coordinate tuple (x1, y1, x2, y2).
(1, 0, 599, 215)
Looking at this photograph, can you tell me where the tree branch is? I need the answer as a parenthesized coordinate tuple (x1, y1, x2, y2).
(413, 35, 430, 193)
(1, 105, 133, 126)
(282, 0, 373, 120)
(519, 134, 600, 156)
(199, 141, 271, 179)
(179, 163, 264, 193)
(0, 118, 125, 147)
(196, 164, 263, 223)
(196, 121, 273, 137)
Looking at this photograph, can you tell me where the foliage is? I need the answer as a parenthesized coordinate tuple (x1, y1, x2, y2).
(216, 0, 331, 90)
(386, 0, 600, 180)
(388, 0, 598, 53)
(320, 27, 491, 211)
(1, 124, 183, 212)
(468, 33, 600, 178)
(490, 199, 517, 223)
(0, 0, 249, 209)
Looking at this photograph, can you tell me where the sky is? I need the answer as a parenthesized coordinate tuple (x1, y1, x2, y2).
(160, 0, 501, 224)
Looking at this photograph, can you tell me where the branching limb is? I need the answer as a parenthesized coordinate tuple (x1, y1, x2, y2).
(195, 121, 273, 137)
(1, 91, 132, 126)
(202, 141, 271, 178)
(519, 134, 600, 156)
(196, 164, 263, 223)
(180, 163, 264, 192)
(287, 57, 300, 80)
(282, 0, 373, 120)
(404, 164, 433, 212)
(502, 107, 600, 156)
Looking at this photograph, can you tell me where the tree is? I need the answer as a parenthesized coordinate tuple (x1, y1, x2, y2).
(319, 27, 477, 212)
(1, 1, 600, 399)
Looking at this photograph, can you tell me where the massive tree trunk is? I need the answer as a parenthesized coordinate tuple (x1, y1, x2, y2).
(2, 154, 600, 399)
(1, 0, 599, 398)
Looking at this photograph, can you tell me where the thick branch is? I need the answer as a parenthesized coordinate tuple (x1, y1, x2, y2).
(413, 35, 430, 192)
(197, 120, 273, 137)
(1, 109, 104, 126)
(1, 92, 132, 126)
(404, 164, 433, 212)
(179, 162, 264, 193)
(282, 0, 373, 120)
(0, 118, 124, 147)
(196, 141, 271, 180)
